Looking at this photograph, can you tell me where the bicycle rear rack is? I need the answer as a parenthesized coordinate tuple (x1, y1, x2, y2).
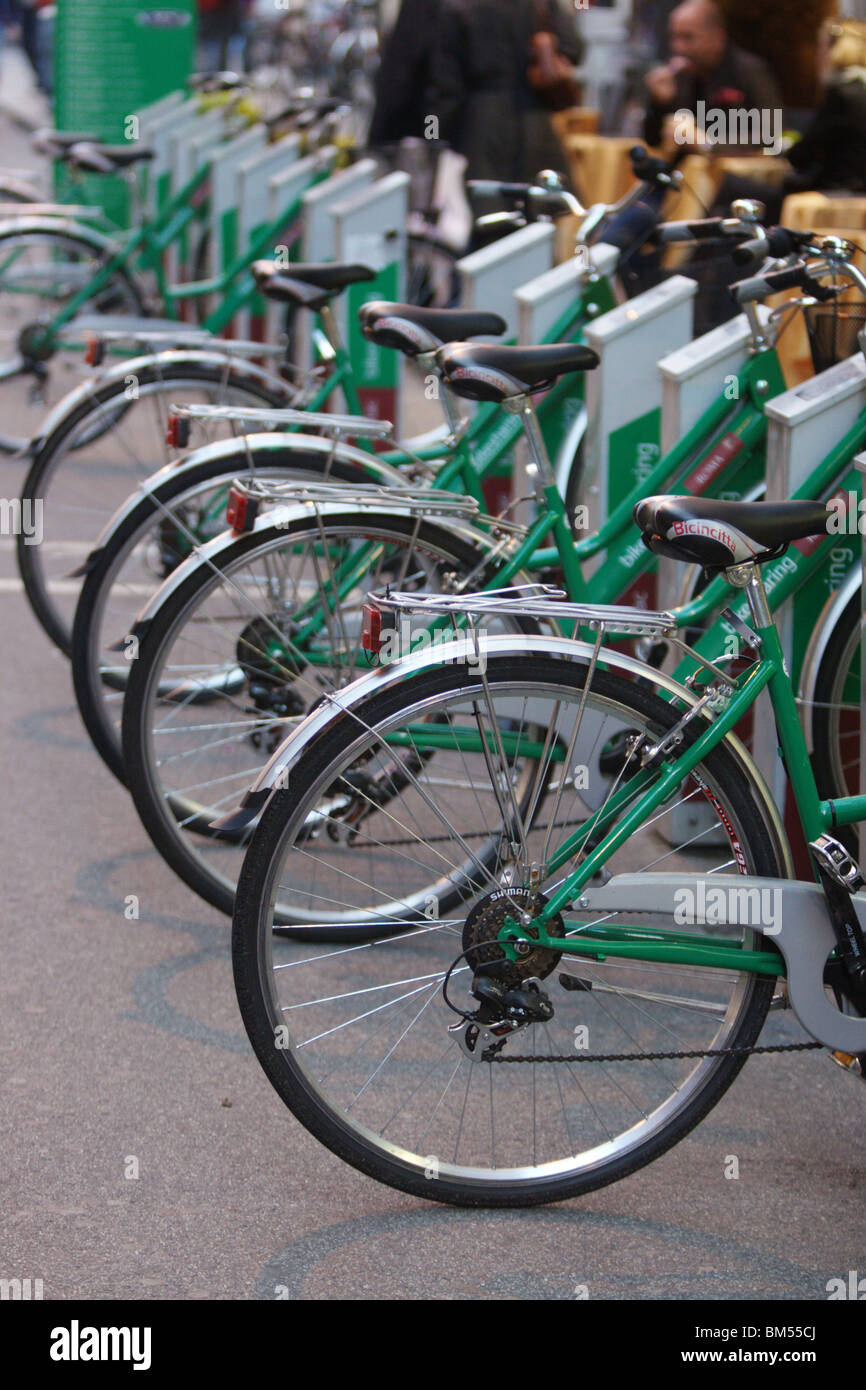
(168, 401, 394, 438)
(74, 329, 287, 356)
(370, 584, 678, 637)
(232, 476, 484, 520)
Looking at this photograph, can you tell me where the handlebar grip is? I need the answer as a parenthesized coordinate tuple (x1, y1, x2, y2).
(733, 263, 836, 303)
(628, 145, 675, 183)
(731, 235, 770, 266)
(526, 187, 575, 218)
(467, 180, 531, 201)
(731, 226, 809, 266)
(655, 218, 727, 244)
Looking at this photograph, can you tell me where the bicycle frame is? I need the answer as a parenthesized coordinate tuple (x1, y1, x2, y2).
(0, 152, 335, 355)
(490, 590, 862, 977)
(340, 574, 847, 985)
(251, 342, 780, 654)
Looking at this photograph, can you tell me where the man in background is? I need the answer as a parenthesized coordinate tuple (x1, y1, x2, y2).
(643, 0, 782, 151)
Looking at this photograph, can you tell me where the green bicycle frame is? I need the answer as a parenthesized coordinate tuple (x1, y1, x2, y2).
(486, 598, 866, 978)
(9, 157, 335, 357)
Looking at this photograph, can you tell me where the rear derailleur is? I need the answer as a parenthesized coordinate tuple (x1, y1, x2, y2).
(449, 960, 554, 1063)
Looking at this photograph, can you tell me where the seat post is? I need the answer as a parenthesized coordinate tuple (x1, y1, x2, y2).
(317, 303, 345, 355)
(415, 349, 464, 437)
(726, 559, 772, 628)
(514, 394, 558, 501)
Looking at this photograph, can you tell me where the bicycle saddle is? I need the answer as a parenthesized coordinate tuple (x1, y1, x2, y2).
(359, 302, 507, 355)
(635, 495, 831, 569)
(435, 341, 599, 403)
(252, 260, 375, 311)
(68, 143, 154, 172)
(33, 128, 99, 154)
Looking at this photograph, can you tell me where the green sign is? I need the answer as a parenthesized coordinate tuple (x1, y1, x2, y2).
(54, 0, 197, 227)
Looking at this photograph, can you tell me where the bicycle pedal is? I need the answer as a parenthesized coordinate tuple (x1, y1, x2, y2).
(558, 972, 592, 992)
(810, 833, 866, 893)
(831, 1049, 866, 1081)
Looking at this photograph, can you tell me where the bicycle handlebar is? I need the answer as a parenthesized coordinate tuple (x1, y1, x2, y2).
(731, 225, 814, 266)
(466, 181, 536, 201)
(733, 261, 838, 304)
(655, 217, 751, 244)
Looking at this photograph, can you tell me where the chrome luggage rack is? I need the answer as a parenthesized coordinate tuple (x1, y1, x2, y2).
(168, 401, 394, 438)
(370, 584, 678, 637)
(232, 475, 484, 519)
(71, 329, 287, 356)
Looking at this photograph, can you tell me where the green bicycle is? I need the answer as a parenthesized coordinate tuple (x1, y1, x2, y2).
(227, 480, 866, 1207)
(116, 238, 866, 918)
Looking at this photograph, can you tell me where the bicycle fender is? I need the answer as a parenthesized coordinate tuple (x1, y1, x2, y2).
(797, 561, 861, 749)
(214, 634, 791, 875)
(73, 433, 412, 566)
(553, 401, 586, 499)
(0, 213, 120, 249)
(28, 349, 295, 455)
(579, 872, 866, 1053)
(125, 503, 503, 641)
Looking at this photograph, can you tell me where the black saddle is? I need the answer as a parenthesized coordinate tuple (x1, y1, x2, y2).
(359, 302, 507, 356)
(68, 143, 154, 172)
(252, 260, 375, 311)
(33, 128, 100, 154)
(435, 341, 599, 403)
(634, 495, 831, 570)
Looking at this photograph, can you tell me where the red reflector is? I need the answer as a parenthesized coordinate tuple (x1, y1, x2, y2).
(361, 602, 382, 653)
(226, 485, 249, 534)
(84, 336, 104, 367)
(166, 415, 190, 449)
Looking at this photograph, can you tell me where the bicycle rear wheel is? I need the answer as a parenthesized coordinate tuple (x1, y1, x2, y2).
(233, 652, 786, 1206)
(18, 358, 293, 653)
(121, 512, 529, 920)
(72, 446, 406, 785)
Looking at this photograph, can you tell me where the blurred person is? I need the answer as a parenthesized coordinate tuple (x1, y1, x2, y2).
(706, 20, 866, 229)
(684, 20, 866, 332)
(643, 0, 782, 152)
(369, 0, 443, 144)
(11, 0, 51, 95)
(631, 0, 680, 64)
(429, 0, 583, 184)
(781, 18, 866, 196)
(198, 0, 247, 74)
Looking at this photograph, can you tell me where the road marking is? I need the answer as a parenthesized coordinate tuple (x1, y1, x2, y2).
(0, 577, 154, 594)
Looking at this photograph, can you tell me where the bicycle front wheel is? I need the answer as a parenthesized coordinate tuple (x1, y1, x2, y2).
(0, 226, 144, 451)
(233, 652, 787, 1206)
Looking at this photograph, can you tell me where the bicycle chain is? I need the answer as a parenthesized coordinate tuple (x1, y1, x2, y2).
(490, 1040, 824, 1063)
(386, 821, 575, 848)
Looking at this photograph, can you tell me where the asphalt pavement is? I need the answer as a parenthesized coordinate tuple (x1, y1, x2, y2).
(1, 44, 865, 1303)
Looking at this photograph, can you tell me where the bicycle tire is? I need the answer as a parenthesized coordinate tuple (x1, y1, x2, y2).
(18, 357, 293, 654)
(72, 445, 412, 785)
(0, 224, 145, 452)
(121, 511, 531, 920)
(232, 652, 787, 1207)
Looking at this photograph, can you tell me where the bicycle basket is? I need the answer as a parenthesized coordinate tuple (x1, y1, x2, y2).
(803, 301, 866, 373)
